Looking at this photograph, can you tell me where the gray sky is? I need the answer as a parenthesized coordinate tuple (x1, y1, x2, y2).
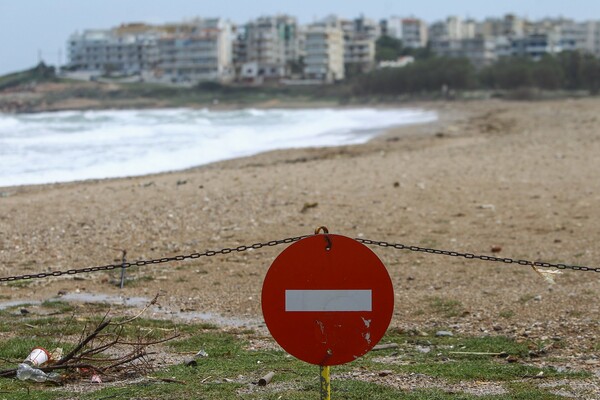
(1, 0, 598, 76)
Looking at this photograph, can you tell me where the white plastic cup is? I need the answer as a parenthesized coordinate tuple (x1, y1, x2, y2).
(24, 347, 50, 366)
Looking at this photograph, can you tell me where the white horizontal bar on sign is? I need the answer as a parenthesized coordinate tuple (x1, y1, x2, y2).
(285, 290, 372, 312)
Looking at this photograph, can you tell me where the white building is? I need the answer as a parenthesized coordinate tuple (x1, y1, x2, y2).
(304, 17, 345, 82)
(342, 16, 379, 74)
(477, 14, 526, 38)
(242, 15, 300, 81)
(385, 17, 428, 48)
(429, 16, 476, 42)
(430, 36, 497, 68)
(68, 19, 233, 84)
(156, 18, 233, 84)
(67, 25, 159, 76)
(581, 21, 600, 57)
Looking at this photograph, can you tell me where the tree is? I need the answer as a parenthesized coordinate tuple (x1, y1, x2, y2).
(581, 54, 600, 94)
(375, 35, 403, 61)
(532, 55, 563, 90)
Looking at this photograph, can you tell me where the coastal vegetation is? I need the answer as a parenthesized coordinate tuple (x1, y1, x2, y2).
(1, 46, 600, 113)
(0, 301, 592, 399)
(356, 37, 600, 97)
(0, 63, 57, 91)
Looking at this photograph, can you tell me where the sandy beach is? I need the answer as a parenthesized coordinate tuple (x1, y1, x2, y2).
(1, 98, 599, 371)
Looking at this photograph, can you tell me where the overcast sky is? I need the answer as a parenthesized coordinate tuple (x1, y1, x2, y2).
(1, 0, 599, 75)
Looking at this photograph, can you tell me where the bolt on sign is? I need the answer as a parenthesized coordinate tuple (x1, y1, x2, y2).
(262, 233, 394, 366)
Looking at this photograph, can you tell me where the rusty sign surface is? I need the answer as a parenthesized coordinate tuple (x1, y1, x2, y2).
(261, 234, 394, 366)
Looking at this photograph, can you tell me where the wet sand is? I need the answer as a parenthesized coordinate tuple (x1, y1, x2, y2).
(1, 98, 599, 369)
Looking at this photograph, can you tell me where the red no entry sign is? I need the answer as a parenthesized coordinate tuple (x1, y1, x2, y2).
(262, 234, 394, 366)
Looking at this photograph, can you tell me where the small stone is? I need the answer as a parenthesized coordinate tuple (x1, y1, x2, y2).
(416, 346, 431, 353)
(378, 370, 393, 377)
(493, 325, 503, 331)
(435, 330, 453, 337)
(491, 245, 502, 253)
(534, 295, 542, 301)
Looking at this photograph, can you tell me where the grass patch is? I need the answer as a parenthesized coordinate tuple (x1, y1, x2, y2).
(121, 275, 155, 287)
(40, 300, 75, 313)
(518, 294, 536, 304)
(427, 296, 465, 318)
(395, 360, 557, 381)
(0, 311, 592, 399)
(498, 309, 515, 319)
(4, 280, 33, 288)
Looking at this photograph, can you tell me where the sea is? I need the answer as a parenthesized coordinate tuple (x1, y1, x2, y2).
(0, 107, 437, 187)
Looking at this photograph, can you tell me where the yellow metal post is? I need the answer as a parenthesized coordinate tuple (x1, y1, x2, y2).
(320, 365, 331, 400)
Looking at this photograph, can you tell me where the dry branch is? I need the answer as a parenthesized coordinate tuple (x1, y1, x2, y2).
(1, 293, 178, 383)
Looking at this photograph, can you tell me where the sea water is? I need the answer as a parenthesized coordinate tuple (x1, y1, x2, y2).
(0, 107, 437, 187)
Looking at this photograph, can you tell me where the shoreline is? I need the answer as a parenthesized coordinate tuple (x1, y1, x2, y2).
(0, 104, 439, 190)
(1, 98, 599, 370)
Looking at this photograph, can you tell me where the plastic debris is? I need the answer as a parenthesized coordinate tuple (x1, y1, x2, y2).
(195, 349, 208, 358)
(16, 363, 59, 383)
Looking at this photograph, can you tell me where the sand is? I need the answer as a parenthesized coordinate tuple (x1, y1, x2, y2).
(1, 98, 599, 370)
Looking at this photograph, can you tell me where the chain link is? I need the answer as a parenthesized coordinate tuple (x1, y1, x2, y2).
(0, 235, 310, 283)
(356, 238, 600, 273)
(1, 234, 598, 283)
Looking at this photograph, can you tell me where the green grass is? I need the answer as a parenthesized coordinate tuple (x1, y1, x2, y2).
(0, 306, 593, 400)
(40, 300, 76, 313)
(427, 296, 466, 318)
(3, 280, 33, 288)
(0, 63, 56, 90)
(518, 294, 536, 304)
(498, 309, 515, 319)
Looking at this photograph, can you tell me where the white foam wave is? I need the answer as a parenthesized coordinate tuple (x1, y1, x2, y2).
(0, 107, 436, 187)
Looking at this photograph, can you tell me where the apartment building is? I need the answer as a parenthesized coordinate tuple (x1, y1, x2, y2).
(67, 25, 159, 76)
(429, 16, 476, 42)
(156, 18, 233, 83)
(67, 13, 600, 84)
(384, 17, 428, 48)
(581, 21, 600, 57)
(402, 19, 428, 48)
(430, 36, 497, 68)
(478, 14, 526, 37)
(427, 15, 600, 66)
(342, 16, 379, 74)
(240, 15, 299, 81)
(304, 16, 345, 82)
(68, 19, 233, 84)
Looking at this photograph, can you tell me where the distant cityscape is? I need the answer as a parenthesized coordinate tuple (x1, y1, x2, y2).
(64, 14, 600, 85)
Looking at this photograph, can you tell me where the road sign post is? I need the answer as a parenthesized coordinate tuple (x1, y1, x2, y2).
(262, 232, 394, 397)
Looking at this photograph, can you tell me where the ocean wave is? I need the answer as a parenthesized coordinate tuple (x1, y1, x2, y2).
(0, 107, 437, 187)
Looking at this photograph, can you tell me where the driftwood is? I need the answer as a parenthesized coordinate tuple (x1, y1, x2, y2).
(0, 293, 178, 382)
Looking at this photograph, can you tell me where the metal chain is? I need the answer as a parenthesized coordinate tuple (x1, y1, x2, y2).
(1, 234, 599, 283)
(0, 235, 310, 283)
(356, 238, 600, 273)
